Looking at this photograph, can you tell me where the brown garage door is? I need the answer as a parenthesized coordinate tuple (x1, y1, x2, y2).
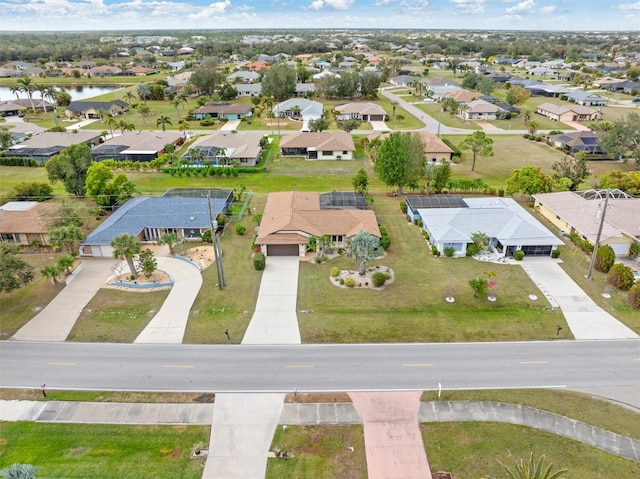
(267, 244, 299, 256)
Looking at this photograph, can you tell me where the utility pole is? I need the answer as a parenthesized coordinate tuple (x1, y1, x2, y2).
(587, 189, 610, 280)
(207, 192, 226, 289)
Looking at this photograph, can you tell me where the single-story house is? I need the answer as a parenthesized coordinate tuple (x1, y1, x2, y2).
(535, 103, 601, 122)
(226, 71, 260, 83)
(9, 131, 102, 164)
(0, 101, 24, 117)
(368, 131, 453, 164)
(235, 83, 262, 97)
(524, 82, 570, 97)
(548, 131, 608, 159)
(407, 196, 563, 258)
(334, 102, 386, 121)
(274, 98, 323, 130)
(440, 89, 481, 103)
(65, 100, 129, 120)
(91, 131, 182, 162)
(255, 191, 380, 257)
(126, 66, 156, 76)
(0, 98, 54, 115)
(80, 190, 233, 257)
(280, 131, 355, 160)
(532, 189, 640, 256)
(561, 91, 609, 107)
(460, 99, 503, 120)
(192, 102, 253, 121)
(389, 75, 422, 87)
(0, 201, 60, 247)
(183, 132, 264, 166)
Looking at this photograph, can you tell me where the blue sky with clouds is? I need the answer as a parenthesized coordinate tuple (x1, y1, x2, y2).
(1, 0, 639, 31)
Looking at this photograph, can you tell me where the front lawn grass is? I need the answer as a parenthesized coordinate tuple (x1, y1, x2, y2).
(422, 422, 640, 479)
(0, 422, 209, 479)
(0, 253, 64, 339)
(266, 425, 367, 479)
(67, 288, 170, 343)
(0, 389, 213, 403)
(420, 388, 640, 439)
(297, 194, 568, 343)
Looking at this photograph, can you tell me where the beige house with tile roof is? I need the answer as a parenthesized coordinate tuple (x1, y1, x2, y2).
(334, 102, 386, 122)
(280, 131, 355, 160)
(256, 192, 381, 256)
(368, 131, 453, 163)
(0, 201, 60, 246)
(440, 89, 481, 103)
(461, 99, 503, 120)
(535, 102, 601, 122)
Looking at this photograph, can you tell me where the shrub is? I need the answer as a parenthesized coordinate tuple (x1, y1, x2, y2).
(413, 219, 422, 227)
(235, 224, 246, 235)
(345, 277, 355, 288)
(498, 188, 505, 197)
(466, 244, 480, 257)
(372, 272, 386, 287)
(627, 283, 640, 309)
(200, 230, 212, 243)
(513, 250, 525, 261)
(568, 232, 594, 253)
(252, 252, 266, 271)
(431, 245, 440, 256)
(607, 263, 635, 290)
(443, 246, 455, 257)
(379, 226, 391, 250)
(629, 241, 640, 259)
(339, 278, 345, 285)
(595, 245, 615, 273)
(331, 267, 340, 277)
(469, 277, 489, 297)
(400, 201, 407, 214)
(551, 249, 561, 259)
(315, 254, 327, 264)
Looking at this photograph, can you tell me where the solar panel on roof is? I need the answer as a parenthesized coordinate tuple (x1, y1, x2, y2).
(581, 137, 597, 145)
(406, 196, 468, 209)
(319, 192, 368, 209)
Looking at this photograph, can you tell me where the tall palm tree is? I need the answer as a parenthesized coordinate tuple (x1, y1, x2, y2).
(35, 84, 48, 112)
(138, 105, 150, 124)
(528, 119, 540, 136)
(44, 87, 59, 126)
(118, 120, 134, 134)
(105, 117, 117, 137)
(16, 76, 35, 110)
(9, 85, 21, 101)
(123, 90, 136, 105)
(137, 83, 151, 106)
(110, 233, 141, 279)
(178, 119, 189, 137)
(156, 115, 172, 131)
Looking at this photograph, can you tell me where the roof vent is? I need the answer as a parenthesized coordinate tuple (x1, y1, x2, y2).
(190, 216, 196, 221)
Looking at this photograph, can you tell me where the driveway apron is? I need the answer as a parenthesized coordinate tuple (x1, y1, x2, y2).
(11, 259, 115, 341)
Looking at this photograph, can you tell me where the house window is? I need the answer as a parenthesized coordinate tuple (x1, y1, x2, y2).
(240, 158, 247, 163)
(343, 151, 348, 155)
(331, 235, 343, 243)
(0, 233, 18, 242)
(322, 151, 332, 156)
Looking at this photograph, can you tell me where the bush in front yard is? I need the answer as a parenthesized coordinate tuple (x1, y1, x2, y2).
(513, 250, 525, 261)
(331, 267, 340, 277)
(235, 224, 246, 235)
(607, 263, 635, 290)
(372, 272, 386, 287)
(345, 277, 355, 288)
(400, 201, 407, 214)
(253, 253, 265, 271)
(551, 249, 561, 259)
(443, 247, 455, 257)
(627, 283, 640, 309)
(595, 245, 615, 273)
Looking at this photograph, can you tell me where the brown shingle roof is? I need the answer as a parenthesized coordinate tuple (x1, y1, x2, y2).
(279, 131, 355, 152)
(0, 202, 59, 234)
(334, 102, 386, 116)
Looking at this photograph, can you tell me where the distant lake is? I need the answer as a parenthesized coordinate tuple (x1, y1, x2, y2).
(0, 85, 124, 102)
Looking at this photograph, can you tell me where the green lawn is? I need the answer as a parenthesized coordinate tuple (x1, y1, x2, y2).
(297, 194, 569, 343)
(0, 422, 209, 479)
(67, 288, 170, 343)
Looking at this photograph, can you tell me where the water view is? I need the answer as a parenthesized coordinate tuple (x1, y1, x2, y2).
(0, 85, 123, 102)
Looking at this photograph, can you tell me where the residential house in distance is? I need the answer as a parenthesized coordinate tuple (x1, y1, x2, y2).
(0, 99, 54, 115)
(368, 131, 453, 164)
(549, 131, 608, 159)
(440, 89, 481, 103)
(91, 131, 182, 162)
(65, 100, 128, 120)
(334, 102, 386, 122)
(532, 189, 640, 256)
(460, 99, 503, 120)
(192, 102, 253, 121)
(235, 83, 262, 97)
(226, 71, 260, 83)
(9, 131, 102, 164)
(274, 98, 323, 131)
(406, 196, 563, 258)
(255, 191, 380, 256)
(562, 91, 609, 107)
(0, 201, 60, 247)
(389, 75, 422, 87)
(535, 103, 601, 122)
(183, 132, 264, 166)
(280, 131, 355, 160)
(80, 189, 233, 257)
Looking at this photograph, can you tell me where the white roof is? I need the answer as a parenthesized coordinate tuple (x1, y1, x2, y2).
(0, 201, 37, 211)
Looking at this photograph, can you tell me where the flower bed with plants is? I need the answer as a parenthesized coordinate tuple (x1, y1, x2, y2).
(329, 265, 395, 289)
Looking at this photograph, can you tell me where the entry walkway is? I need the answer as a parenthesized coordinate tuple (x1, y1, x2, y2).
(521, 259, 638, 340)
(11, 259, 115, 341)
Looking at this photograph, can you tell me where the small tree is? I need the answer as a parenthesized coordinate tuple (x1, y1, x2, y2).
(346, 230, 383, 276)
(352, 168, 369, 195)
(0, 244, 34, 294)
(607, 263, 635, 290)
(111, 233, 141, 279)
(41, 264, 64, 284)
(431, 160, 452, 194)
(48, 225, 84, 254)
(627, 283, 640, 309)
(137, 248, 157, 279)
(594, 244, 615, 273)
(460, 131, 493, 172)
(469, 277, 488, 298)
(160, 232, 179, 255)
(235, 223, 247, 235)
(57, 254, 76, 275)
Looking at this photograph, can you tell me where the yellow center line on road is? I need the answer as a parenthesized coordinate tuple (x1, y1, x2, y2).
(402, 363, 433, 367)
(283, 365, 315, 369)
(519, 361, 549, 365)
(47, 362, 77, 366)
(163, 364, 195, 369)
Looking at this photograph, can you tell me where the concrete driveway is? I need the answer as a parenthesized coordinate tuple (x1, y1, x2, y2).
(11, 259, 116, 342)
(521, 259, 639, 340)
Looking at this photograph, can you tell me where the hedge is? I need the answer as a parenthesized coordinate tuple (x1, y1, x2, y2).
(0, 157, 40, 167)
(441, 138, 462, 161)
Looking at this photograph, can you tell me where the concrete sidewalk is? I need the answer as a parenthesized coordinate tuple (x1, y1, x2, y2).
(521, 259, 639, 340)
(242, 257, 301, 345)
(12, 259, 115, 341)
(134, 256, 203, 344)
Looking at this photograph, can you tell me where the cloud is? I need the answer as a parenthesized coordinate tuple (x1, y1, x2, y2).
(188, 0, 231, 19)
(450, 0, 485, 15)
(616, 1, 640, 11)
(373, 0, 394, 5)
(539, 5, 555, 13)
(398, 0, 429, 14)
(307, 0, 354, 10)
(505, 0, 534, 13)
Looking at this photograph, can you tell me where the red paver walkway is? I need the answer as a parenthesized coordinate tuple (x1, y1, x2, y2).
(349, 391, 432, 479)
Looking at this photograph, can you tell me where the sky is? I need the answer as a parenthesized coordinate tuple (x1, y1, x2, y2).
(0, 0, 639, 32)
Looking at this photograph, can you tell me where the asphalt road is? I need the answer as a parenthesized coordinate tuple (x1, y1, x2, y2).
(2, 340, 638, 393)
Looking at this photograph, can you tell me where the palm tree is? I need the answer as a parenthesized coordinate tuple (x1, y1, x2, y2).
(176, 93, 188, 113)
(138, 104, 151, 124)
(495, 453, 566, 479)
(0, 463, 39, 479)
(41, 264, 63, 285)
(178, 119, 189, 137)
(9, 85, 21, 101)
(391, 100, 399, 117)
(16, 76, 35, 110)
(118, 120, 134, 134)
(137, 83, 151, 106)
(156, 115, 172, 131)
(35, 84, 48, 112)
(215, 147, 228, 166)
(44, 87, 59, 126)
(528, 119, 540, 136)
(105, 117, 117, 137)
(160, 232, 179, 255)
(111, 233, 141, 279)
(123, 90, 136, 106)
(346, 230, 383, 276)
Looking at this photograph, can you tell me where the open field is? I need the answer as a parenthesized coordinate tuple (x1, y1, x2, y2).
(0, 422, 210, 479)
